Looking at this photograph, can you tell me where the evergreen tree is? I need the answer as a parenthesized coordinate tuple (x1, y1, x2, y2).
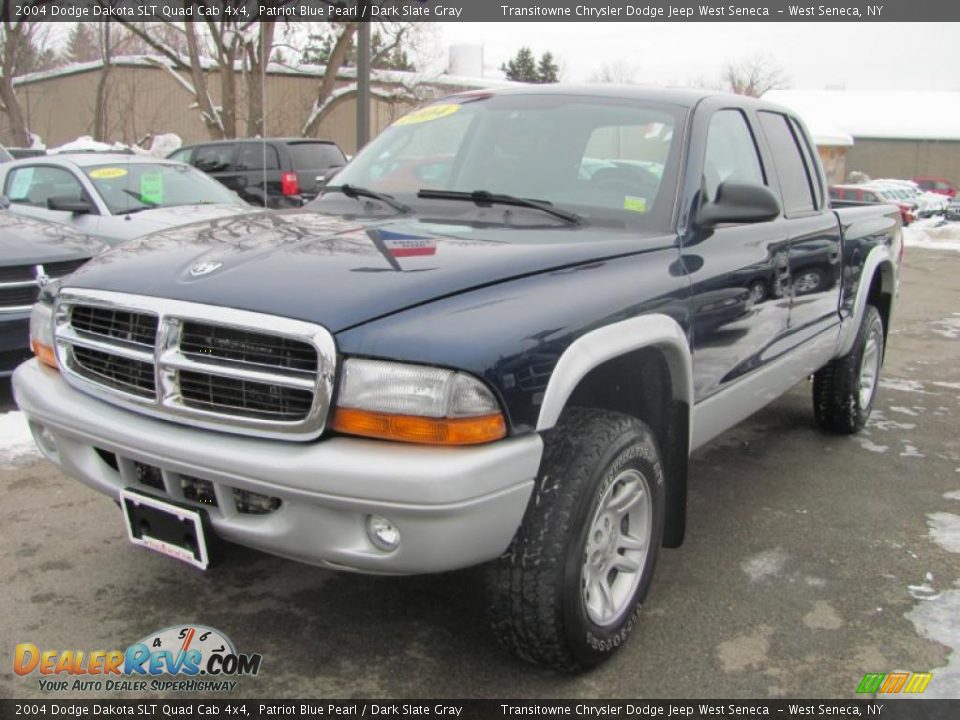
(65, 23, 99, 63)
(501, 47, 539, 83)
(502, 47, 560, 83)
(536, 52, 559, 83)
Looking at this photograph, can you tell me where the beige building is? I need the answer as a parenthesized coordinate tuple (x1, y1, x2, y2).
(5, 57, 499, 153)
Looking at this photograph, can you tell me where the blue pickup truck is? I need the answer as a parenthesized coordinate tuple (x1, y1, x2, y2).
(13, 86, 901, 671)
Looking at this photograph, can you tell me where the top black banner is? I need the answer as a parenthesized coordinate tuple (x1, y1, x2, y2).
(4, 0, 960, 23)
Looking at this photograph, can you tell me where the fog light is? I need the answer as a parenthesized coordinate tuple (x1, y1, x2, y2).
(366, 514, 401, 552)
(233, 488, 281, 515)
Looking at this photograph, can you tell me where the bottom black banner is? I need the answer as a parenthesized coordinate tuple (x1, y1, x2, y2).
(0, 700, 957, 720)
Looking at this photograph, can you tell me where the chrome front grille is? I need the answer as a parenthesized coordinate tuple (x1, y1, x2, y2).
(0, 260, 89, 312)
(54, 289, 336, 440)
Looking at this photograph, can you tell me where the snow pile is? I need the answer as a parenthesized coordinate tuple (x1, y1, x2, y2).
(49, 135, 132, 155)
(0, 411, 40, 468)
(145, 133, 182, 158)
(903, 221, 960, 253)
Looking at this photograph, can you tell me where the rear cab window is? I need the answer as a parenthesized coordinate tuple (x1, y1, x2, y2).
(757, 111, 819, 217)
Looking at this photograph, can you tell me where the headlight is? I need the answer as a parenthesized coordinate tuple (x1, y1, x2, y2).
(331, 359, 507, 445)
(29, 283, 59, 371)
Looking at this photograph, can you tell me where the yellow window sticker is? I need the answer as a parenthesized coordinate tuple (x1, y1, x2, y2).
(393, 104, 460, 127)
(140, 172, 163, 205)
(89, 167, 128, 180)
(623, 196, 647, 213)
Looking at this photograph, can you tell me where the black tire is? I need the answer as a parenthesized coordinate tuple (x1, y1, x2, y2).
(813, 304, 885, 433)
(485, 408, 665, 671)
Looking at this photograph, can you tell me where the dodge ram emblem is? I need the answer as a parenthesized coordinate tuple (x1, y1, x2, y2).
(189, 261, 223, 277)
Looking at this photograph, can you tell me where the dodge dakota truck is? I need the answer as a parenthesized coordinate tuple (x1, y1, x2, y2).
(13, 87, 901, 671)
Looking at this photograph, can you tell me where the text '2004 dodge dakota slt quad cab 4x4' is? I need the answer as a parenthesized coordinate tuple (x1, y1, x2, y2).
(14, 87, 902, 671)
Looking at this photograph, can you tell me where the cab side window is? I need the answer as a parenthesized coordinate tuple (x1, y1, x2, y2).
(703, 110, 766, 204)
(193, 144, 235, 173)
(5, 166, 86, 208)
(758, 111, 818, 216)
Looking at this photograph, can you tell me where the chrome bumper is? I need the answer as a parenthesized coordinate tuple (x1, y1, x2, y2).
(13, 360, 541, 574)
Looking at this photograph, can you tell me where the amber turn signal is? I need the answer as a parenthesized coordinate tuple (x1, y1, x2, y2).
(332, 407, 507, 446)
(31, 339, 58, 370)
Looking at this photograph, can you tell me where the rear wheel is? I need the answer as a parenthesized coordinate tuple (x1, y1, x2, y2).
(486, 408, 665, 671)
(813, 304, 884, 433)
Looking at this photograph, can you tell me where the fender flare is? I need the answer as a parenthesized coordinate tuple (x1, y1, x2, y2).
(836, 245, 897, 357)
(536, 313, 693, 439)
(535, 313, 693, 547)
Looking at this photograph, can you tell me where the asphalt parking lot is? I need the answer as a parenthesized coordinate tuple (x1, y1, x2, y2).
(2, 247, 959, 700)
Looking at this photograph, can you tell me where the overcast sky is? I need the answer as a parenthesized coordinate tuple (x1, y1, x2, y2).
(435, 23, 957, 91)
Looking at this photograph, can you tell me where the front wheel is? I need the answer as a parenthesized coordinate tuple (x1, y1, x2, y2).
(813, 304, 885, 433)
(485, 408, 665, 671)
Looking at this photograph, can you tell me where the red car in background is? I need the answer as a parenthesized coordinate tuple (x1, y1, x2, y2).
(829, 184, 916, 226)
(913, 176, 957, 198)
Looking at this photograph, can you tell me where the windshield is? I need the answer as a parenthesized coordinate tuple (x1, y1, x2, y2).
(83, 162, 242, 214)
(328, 93, 684, 226)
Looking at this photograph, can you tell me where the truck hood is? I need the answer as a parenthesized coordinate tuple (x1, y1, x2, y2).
(66, 210, 676, 332)
(0, 210, 105, 266)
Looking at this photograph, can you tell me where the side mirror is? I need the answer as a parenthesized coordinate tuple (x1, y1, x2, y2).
(697, 181, 781, 228)
(47, 196, 93, 214)
(0, 195, 9, 210)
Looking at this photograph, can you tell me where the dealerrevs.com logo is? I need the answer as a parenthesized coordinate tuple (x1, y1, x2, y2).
(14, 625, 262, 693)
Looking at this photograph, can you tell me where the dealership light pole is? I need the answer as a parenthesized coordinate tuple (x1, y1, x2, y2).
(357, 18, 371, 150)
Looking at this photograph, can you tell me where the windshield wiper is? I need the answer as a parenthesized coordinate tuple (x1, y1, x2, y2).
(417, 189, 581, 225)
(320, 184, 411, 214)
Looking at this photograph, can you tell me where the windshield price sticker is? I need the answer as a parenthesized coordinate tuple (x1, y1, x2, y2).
(393, 104, 461, 126)
(624, 196, 648, 213)
(89, 167, 128, 180)
(140, 172, 164, 204)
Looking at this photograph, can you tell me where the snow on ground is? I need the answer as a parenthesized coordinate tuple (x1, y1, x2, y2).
(903, 220, 960, 253)
(904, 492, 960, 698)
(0, 411, 40, 468)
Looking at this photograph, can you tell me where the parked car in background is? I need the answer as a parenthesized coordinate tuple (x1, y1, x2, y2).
(169, 138, 347, 209)
(830, 184, 915, 225)
(0, 201, 105, 376)
(913, 176, 957, 198)
(873, 178, 947, 217)
(0, 154, 255, 246)
(946, 195, 960, 221)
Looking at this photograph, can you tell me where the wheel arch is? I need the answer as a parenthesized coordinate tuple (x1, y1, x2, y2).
(536, 314, 693, 548)
(838, 246, 897, 357)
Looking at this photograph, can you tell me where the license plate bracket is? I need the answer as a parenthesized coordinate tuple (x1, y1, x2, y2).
(120, 488, 210, 570)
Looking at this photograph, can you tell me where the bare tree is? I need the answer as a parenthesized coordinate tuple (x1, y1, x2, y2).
(590, 60, 640, 85)
(722, 53, 789, 97)
(300, 23, 426, 138)
(0, 7, 56, 147)
(116, 13, 274, 140)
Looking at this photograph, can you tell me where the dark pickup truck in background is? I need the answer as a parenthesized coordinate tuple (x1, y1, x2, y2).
(14, 87, 901, 672)
(169, 138, 347, 209)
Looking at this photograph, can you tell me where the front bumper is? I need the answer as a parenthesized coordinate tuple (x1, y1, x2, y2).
(13, 360, 542, 574)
